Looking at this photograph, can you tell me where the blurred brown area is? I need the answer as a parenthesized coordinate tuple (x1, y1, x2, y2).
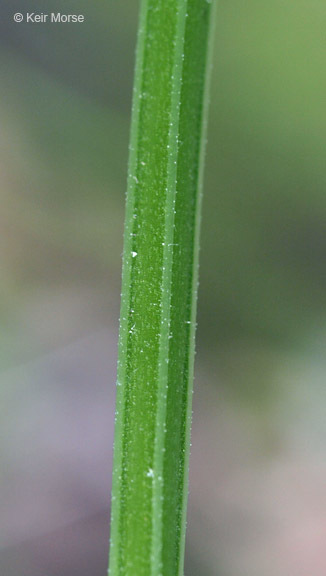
(1, 1, 326, 575)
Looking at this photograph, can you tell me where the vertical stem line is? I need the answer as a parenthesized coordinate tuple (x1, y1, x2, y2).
(152, 4, 188, 573)
(109, 1, 215, 575)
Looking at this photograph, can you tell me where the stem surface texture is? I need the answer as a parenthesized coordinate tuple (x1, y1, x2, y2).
(109, 2, 215, 575)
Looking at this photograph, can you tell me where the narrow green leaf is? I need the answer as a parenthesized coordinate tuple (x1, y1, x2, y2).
(109, 1, 216, 575)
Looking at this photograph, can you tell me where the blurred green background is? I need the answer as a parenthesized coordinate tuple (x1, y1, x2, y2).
(1, 1, 326, 575)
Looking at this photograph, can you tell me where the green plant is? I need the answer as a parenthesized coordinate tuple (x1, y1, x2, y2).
(109, 1, 215, 575)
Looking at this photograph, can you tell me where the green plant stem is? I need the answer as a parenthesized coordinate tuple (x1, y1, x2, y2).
(109, 1, 215, 575)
